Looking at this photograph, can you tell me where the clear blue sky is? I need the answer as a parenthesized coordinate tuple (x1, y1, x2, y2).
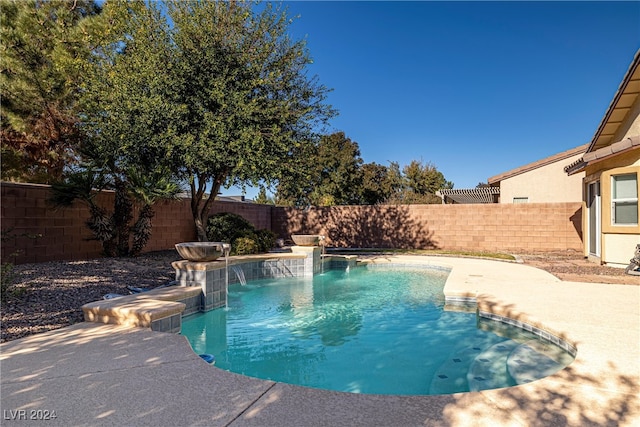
(221, 1, 640, 198)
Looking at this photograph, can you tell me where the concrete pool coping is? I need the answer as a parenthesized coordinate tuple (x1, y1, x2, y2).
(1, 255, 638, 426)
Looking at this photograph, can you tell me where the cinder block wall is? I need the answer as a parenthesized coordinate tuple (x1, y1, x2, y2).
(2, 182, 583, 264)
(1, 182, 271, 264)
(2, 183, 106, 263)
(272, 203, 583, 253)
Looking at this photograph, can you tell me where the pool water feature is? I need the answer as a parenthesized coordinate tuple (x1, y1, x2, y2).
(181, 266, 575, 395)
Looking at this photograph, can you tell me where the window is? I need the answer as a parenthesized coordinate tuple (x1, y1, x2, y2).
(612, 173, 638, 225)
(513, 197, 529, 204)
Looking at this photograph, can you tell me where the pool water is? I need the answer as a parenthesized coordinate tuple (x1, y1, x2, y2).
(181, 266, 574, 395)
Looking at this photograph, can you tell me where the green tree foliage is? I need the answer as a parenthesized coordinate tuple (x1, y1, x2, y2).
(359, 161, 407, 205)
(404, 160, 452, 195)
(387, 159, 453, 204)
(254, 187, 275, 205)
(275, 133, 453, 206)
(48, 1, 180, 257)
(310, 132, 363, 206)
(78, 1, 334, 241)
(277, 132, 363, 206)
(78, 1, 176, 172)
(0, 0, 101, 183)
(165, 0, 335, 240)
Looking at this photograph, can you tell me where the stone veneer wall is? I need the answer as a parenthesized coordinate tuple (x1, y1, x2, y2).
(2, 182, 583, 264)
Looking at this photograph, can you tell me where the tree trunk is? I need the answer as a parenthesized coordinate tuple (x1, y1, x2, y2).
(113, 178, 133, 256)
(194, 212, 208, 242)
(190, 173, 225, 242)
(131, 204, 154, 256)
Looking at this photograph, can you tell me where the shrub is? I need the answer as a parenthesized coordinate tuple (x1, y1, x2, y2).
(233, 236, 260, 255)
(206, 212, 276, 255)
(207, 212, 255, 243)
(255, 229, 276, 253)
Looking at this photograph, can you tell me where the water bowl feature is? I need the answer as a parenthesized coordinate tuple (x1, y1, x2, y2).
(175, 242, 227, 262)
(291, 234, 324, 246)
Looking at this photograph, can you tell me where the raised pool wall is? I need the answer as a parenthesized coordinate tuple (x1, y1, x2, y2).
(82, 248, 357, 334)
(171, 247, 357, 313)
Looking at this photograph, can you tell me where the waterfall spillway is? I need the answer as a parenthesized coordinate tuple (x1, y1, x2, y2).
(266, 259, 294, 278)
(231, 265, 247, 286)
(223, 243, 231, 308)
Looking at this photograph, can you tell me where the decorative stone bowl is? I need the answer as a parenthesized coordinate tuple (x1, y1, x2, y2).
(291, 234, 323, 246)
(175, 242, 225, 262)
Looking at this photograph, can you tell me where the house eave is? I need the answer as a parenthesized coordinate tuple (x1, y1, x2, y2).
(587, 49, 640, 152)
(564, 135, 640, 175)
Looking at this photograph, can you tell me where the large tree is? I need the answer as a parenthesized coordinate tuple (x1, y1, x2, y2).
(276, 132, 364, 206)
(387, 160, 453, 204)
(283, 132, 363, 206)
(360, 162, 401, 205)
(0, 0, 101, 183)
(49, 1, 180, 257)
(58, 0, 333, 242)
(166, 0, 335, 240)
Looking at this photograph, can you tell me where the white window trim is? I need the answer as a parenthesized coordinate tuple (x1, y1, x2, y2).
(611, 174, 638, 226)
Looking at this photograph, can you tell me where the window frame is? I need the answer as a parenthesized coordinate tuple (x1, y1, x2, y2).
(611, 173, 638, 226)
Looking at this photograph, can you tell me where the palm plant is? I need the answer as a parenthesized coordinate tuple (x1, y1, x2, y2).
(50, 165, 180, 257)
(127, 167, 180, 256)
(50, 166, 119, 256)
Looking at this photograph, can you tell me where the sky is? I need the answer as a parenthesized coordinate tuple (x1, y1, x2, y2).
(221, 1, 640, 198)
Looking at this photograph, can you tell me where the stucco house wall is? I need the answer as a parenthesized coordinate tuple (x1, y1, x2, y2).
(616, 89, 640, 141)
(567, 50, 640, 268)
(498, 151, 586, 204)
(488, 145, 587, 204)
(583, 147, 640, 267)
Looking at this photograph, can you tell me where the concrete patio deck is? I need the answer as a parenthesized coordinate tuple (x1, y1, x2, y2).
(1, 256, 638, 426)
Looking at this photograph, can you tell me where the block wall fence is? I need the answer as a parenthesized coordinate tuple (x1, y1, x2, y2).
(0, 182, 272, 264)
(272, 204, 583, 253)
(1, 182, 583, 265)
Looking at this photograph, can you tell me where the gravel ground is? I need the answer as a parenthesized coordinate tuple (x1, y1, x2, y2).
(1, 249, 638, 343)
(1, 250, 181, 343)
(517, 250, 639, 285)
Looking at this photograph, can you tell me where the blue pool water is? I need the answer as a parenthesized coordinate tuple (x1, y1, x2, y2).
(181, 266, 574, 395)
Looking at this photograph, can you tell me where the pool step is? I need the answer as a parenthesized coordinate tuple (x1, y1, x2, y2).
(82, 286, 202, 333)
(506, 340, 569, 385)
(428, 345, 484, 395)
(467, 341, 519, 391)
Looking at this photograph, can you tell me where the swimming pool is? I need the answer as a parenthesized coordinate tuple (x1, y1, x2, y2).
(181, 265, 574, 395)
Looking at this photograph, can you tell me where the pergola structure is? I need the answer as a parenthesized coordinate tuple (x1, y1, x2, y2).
(436, 187, 500, 204)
